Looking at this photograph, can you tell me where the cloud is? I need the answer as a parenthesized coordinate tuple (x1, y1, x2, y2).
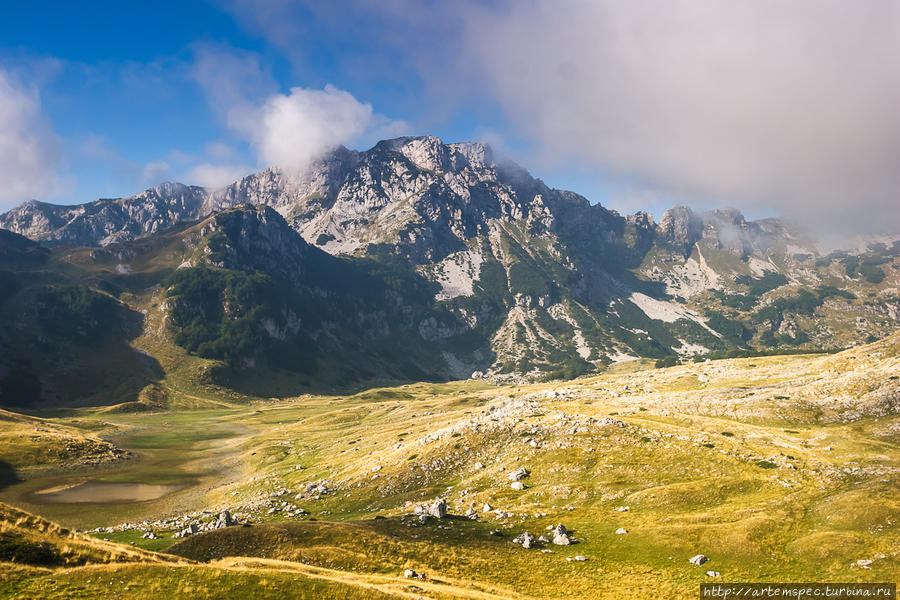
(231, 84, 407, 171)
(0, 68, 60, 207)
(140, 161, 173, 186)
(457, 0, 900, 233)
(190, 44, 278, 119)
(187, 163, 254, 189)
(191, 45, 408, 172)
(224, 0, 900, 235)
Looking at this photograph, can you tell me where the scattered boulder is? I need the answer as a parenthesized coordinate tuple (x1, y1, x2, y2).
(426, 498, 447, 519)
(173, 524, 199, 538)
(141, 531, 159, 540)
(513, 532, 537, 549)
(615, 528, 628, 535)
(403, 569, 426, 580)
(508, 467, 530, 482)
(483, 503, 493, 512)
(211, 510, 237, 530)
(510, 481, 526, 490)
(552, 524, 571, 545)
(706, 571, 721, 577)
(689, 555, 708, 566)
(573, 555, 588, 562)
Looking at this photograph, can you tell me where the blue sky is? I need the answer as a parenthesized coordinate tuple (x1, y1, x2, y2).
(1, 1, 897, 234)
(0, 0, 555, 208)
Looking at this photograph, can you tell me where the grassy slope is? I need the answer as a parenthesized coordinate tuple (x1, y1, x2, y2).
(1, 336, 898, 598)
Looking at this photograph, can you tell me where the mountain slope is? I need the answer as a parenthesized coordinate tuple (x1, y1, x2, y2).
(2, 136, 899, 391)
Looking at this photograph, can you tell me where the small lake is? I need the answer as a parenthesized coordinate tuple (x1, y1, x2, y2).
(32, 480, 185, 504)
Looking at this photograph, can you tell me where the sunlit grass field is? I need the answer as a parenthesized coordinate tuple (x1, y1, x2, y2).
(1, 335, 898, 598)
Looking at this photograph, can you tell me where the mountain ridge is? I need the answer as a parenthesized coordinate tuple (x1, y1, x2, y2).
(1, 136, 899, 401)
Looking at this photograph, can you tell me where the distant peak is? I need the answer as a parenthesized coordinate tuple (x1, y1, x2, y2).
(706, 207, 746, 225)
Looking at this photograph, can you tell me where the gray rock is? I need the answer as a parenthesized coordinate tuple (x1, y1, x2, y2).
(508, 467, 530, 482)
(552, 524, 571, 546)
(513, 532, 537, 549)
(689, 554, 708, 566)
(426, 498, 447, 519)
(212, 510, 237, 529)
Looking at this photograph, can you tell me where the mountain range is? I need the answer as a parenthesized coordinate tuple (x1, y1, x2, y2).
(1, 136, 898, 407)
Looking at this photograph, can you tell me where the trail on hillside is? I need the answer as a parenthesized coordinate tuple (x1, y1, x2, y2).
(214, 556, 533, 600)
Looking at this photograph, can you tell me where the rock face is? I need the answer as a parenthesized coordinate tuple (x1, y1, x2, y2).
(3, 135, 898, 383)
(212, 510, 237, 529)
(657, 206, 704, 258)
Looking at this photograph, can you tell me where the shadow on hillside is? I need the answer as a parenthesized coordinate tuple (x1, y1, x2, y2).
(0, 460, 22, 492)
(0, 290, 165, 411)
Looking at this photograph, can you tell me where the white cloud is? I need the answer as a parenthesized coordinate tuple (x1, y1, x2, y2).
(205, 141, 239, 161)
(190, 46, 407, 173)
(140, 161, 173, 186)
(187, 163, 254, 189)
(231, 84, 405, 171)
(0, 68, 60, 207)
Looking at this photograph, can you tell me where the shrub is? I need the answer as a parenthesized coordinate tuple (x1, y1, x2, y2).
(655, 356, 678, 368)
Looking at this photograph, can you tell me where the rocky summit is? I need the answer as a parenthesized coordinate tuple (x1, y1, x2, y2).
(1, 137, 899, 403)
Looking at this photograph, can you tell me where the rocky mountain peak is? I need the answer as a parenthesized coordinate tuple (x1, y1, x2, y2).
(375, 136, 495, 175)
(657, 205, 704, 257)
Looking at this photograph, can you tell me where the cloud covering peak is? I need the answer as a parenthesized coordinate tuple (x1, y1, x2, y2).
(227, 0, 900, 234)
(457, 0, 900, 232)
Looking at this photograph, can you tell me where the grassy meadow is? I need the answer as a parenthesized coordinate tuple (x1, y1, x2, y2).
(1, 335, 898, 598)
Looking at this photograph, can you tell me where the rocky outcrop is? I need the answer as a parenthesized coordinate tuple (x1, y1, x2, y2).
(657, 206, 704, 258)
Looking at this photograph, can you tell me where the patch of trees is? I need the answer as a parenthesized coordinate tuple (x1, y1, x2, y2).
(704, 310, 752, 345)
(734, 271, 789, 296)
(35, 285, 122, 345)
(163, 267, 315, 371)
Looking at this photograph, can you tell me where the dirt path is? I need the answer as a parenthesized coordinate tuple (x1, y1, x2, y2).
(213, 556, 533, 600)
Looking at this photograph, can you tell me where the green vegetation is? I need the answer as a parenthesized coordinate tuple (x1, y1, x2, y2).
(734, 271, 788, 296)
(704, 310, 752, 345)
(164, 267, 314, 371)
(35, 285, 126, 345)
(655, 356, 679, 368)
